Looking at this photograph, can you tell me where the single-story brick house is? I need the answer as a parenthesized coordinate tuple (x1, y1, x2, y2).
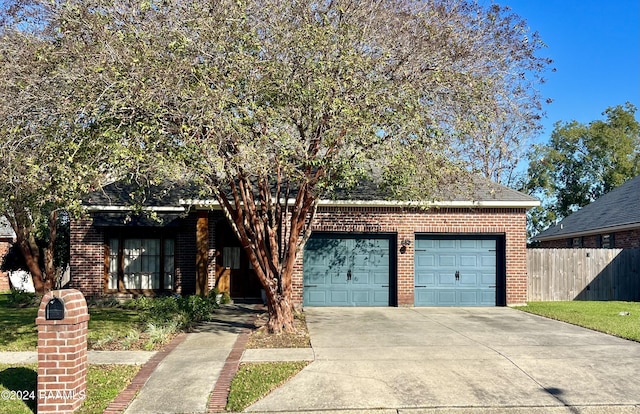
(534, 175, 640, 249)
(70, 179, 538, 307)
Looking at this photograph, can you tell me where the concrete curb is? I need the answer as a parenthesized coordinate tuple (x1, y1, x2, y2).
(245, 407, 640, 414)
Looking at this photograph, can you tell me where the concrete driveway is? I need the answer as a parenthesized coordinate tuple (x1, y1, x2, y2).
(246, 307, 640, 413)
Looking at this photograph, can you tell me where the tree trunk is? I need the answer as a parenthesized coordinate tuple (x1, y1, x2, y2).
(44, 210, 58, 288)
(16, 232, 47, 294)
(6, 209, 52, 295)
(265, 289, 295, 333)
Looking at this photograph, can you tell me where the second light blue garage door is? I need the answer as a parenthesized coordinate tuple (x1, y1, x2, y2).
(414, 237, 497, 306)
(303, 234, 391, 306)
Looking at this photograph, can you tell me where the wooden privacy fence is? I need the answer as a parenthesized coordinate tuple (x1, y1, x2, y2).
(527, 248, 640, 301)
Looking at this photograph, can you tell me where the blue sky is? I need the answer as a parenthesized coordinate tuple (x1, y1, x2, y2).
(490, 0, 640, 145)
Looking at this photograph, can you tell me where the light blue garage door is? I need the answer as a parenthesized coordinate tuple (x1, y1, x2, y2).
(414, 238, 497, 306)
(303, 235, 390, 306)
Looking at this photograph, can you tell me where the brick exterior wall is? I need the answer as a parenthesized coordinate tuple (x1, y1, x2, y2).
(69, 220, 104, 297)
(36, 289, 89, 414)
(292, 206, 529, 306)
(614, 228, 640, 248)
(70, 211, 223, 298)
(70, 207, 529, 305)
(0, 240, 11, 291)
(539, 227, 640, 249)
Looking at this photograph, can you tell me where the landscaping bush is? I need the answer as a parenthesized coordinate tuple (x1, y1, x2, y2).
(5, 289, 38, 308)
(86, 296, 122, 308)
(178, 295, 216, 327)
(127, 294, 218, 332)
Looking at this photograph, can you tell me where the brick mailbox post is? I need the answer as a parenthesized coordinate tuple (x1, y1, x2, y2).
(35, 289, 89, 414)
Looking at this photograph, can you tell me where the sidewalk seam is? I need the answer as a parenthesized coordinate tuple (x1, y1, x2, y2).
(102, 332, 187, 414)
(207, 305, 261, 413)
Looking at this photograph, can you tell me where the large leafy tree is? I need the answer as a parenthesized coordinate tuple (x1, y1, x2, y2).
(0, 4, 136, 293)
(0, 27, 82, 293)
(525, 103, 640, 236)
(2, 0, 550, 330)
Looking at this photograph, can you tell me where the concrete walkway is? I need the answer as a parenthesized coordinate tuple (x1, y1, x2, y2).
(123, 304, 258, 414)
(0, 350, 157, 365)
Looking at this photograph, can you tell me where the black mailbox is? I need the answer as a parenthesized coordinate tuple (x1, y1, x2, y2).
(45, 297, 65, 320)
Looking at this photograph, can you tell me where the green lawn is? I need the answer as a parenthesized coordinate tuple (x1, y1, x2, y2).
(0, 363, 139, 414)
(226, 361, 309, 412)
(515, 301, 640, 342)
(0, 294, 139, 351)
(0, 296, 38, 351)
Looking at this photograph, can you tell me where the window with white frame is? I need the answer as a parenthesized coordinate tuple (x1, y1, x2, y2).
(107, 235, 175, 291)
(598, 234, 614, 248)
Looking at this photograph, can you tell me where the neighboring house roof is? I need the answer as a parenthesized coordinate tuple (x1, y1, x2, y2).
(535, 175, 640, 241)
(0, 217, 15, 240)
(85, 177, 539, 212)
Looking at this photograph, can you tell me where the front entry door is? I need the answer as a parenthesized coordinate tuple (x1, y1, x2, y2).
(216, 221, 262, 300)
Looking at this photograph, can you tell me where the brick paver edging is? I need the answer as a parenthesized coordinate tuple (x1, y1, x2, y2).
(207, 305, 261, 413)
(102, 332, 187, 414)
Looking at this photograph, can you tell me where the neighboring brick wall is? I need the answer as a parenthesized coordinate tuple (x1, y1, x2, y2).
(0, 240, 11, 291)
(612, 228, 640, 248)
(539, 227, 640, 249)
(292, 207, 529, 306)
(538, 239, 569, 248)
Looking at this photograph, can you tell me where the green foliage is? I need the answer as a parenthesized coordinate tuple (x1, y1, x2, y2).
(5, 289, 38, 308)
(0, 363, 139, 414)
(525, 103, 640, 236)
(86, 307, 140, 349)
(144, 321, 179, 350)
(516, 301, 640, 342)
(226, 361, 309, 412)
(0, 293, 218, 351)
(1, 0, 551, 327)
(79, 365, 140, 414)
(127, 294, 218, 331)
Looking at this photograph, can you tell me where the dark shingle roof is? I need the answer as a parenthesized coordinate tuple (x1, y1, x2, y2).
(332, 176, 537, 204)
(84, 181, 201, 208)
(86, 176, 538, 209)
(535, 175, 640, 240)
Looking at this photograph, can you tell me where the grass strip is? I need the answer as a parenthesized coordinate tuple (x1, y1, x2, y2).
(226, 361, 309, 412)
(0, 363, 139, 413)
(515, 301, 640, 342)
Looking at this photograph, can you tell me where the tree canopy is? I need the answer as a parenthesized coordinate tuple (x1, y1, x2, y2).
(1, 0, 551, 329)
(525, 102, 640, 236)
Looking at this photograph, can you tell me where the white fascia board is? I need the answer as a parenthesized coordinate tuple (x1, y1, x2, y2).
(86, 205, 186, 213)
(535, 222, 640, 241)
(180, 198, 540, 209)
(318, 199, 540, 208)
